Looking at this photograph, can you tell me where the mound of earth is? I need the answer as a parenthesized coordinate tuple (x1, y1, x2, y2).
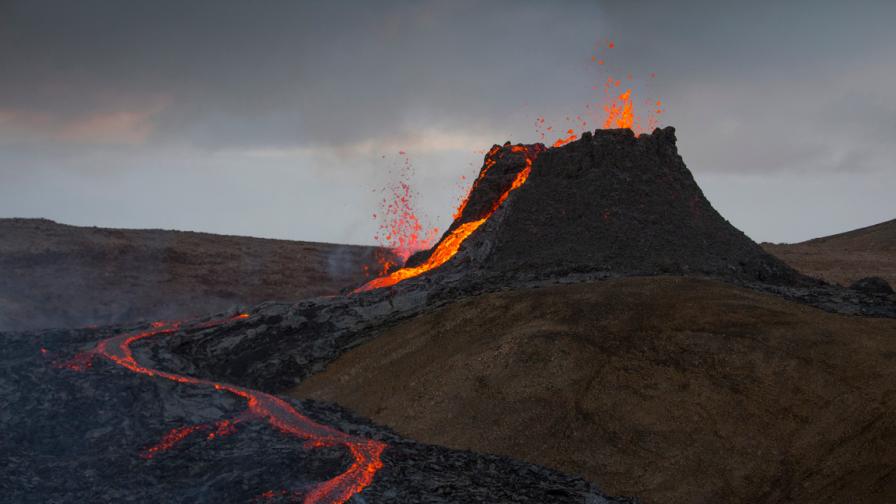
(416, 127, 809, 286)
(159, 129, 894, 393)
(763, 218, 896, 287)
(292, 276, 896, 504)
(0, 218, 390, 331)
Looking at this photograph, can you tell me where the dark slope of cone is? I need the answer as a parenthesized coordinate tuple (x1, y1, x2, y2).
(453, 127, 810, 285)
(405, 142, 545, 268)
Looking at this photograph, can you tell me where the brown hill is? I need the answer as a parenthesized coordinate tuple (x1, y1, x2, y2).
(292, 276, 896, 504)
(0, 218, 388, 331)
(763, 218, 896, 287)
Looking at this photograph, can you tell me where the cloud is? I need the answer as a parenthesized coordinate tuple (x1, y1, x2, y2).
(57, 107, 163, 145)
(233, 127, 506, 164)
(0, 98, 168, 145)
(0, 0, 893, 244)
(0, 0, 605, 150)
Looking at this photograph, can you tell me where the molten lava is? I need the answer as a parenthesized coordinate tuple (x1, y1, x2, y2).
(372, 151, 439, 272)
(65, 314, 385, 504)
(355, 41, 664, 293)
(603, 88, 634, 129)
(141, 424, 206, 459)
(355, 145, 541, 293)
(452, 144, 501, 221)
(356, 218, 486, 291)
(552, 129, 578, 148)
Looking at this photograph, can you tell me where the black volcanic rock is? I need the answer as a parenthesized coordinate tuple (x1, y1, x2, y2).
(160, 127, 894, 394)
(405, 142, 545, 268)
(0, 324, 633, 504)
(850, 276, 894, 295)
(6, 126, 894, 504)
(448, 143, 546, 228)
(440, 127, 810, 286)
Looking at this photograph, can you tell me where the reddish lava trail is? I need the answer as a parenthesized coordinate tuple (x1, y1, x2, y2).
(70, 314, 385, 504)
(356, 42, 661, 293)
(354, 144, 542, 292)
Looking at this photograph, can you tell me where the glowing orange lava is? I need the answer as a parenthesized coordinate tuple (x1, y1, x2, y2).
(355, 40, 665, 293)
(66, 314, 385, 504)
(141, 424, 205, 459)
(372, 151, 439, 272)
(354, 145, 540, 293)
(139, 417, 244, 459)
(552, 129, 578, 148)
(356, 218, 487, 291)
(603, 88, 634, 129)
(537, 39, 664, 137)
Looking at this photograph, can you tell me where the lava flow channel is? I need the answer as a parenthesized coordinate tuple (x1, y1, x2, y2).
(70, 314, 385, 504)
(354, 144, 541, 292)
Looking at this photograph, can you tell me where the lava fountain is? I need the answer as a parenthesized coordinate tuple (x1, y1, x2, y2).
(357, 41, 663, 293)
(354, 144, 542, 292)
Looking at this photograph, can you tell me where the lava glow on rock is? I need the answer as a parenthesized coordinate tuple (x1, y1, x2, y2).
(55, 41, 662, 503)
(354, 144, 542, 293)
(359, 41, 663, 292)
(66, 314, 385, 504)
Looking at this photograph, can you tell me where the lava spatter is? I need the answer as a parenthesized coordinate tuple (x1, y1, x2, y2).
(372, 151, 440, 273)
(356, 41, 669, 293)
(67, 314, 385, 504)
(354, 144, 543, 292)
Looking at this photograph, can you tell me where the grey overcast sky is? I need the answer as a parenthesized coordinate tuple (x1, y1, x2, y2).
(1, 0, 894, 245)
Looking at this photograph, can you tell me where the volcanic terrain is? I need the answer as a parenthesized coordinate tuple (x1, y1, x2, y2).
(0, 218, 389, 331)
(3, 127, 894, 504)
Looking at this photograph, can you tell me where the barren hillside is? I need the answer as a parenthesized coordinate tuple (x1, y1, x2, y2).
(293, 276, 896, 504)
(0, 218, 388, 331)
(763, 218, 896, 287)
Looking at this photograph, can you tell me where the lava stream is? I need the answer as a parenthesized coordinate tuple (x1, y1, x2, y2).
(73, 314, 385, 504)
(354, 144, 540, 293)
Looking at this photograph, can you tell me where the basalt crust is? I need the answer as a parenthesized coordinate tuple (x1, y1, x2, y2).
(423, 127, 810, 286)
